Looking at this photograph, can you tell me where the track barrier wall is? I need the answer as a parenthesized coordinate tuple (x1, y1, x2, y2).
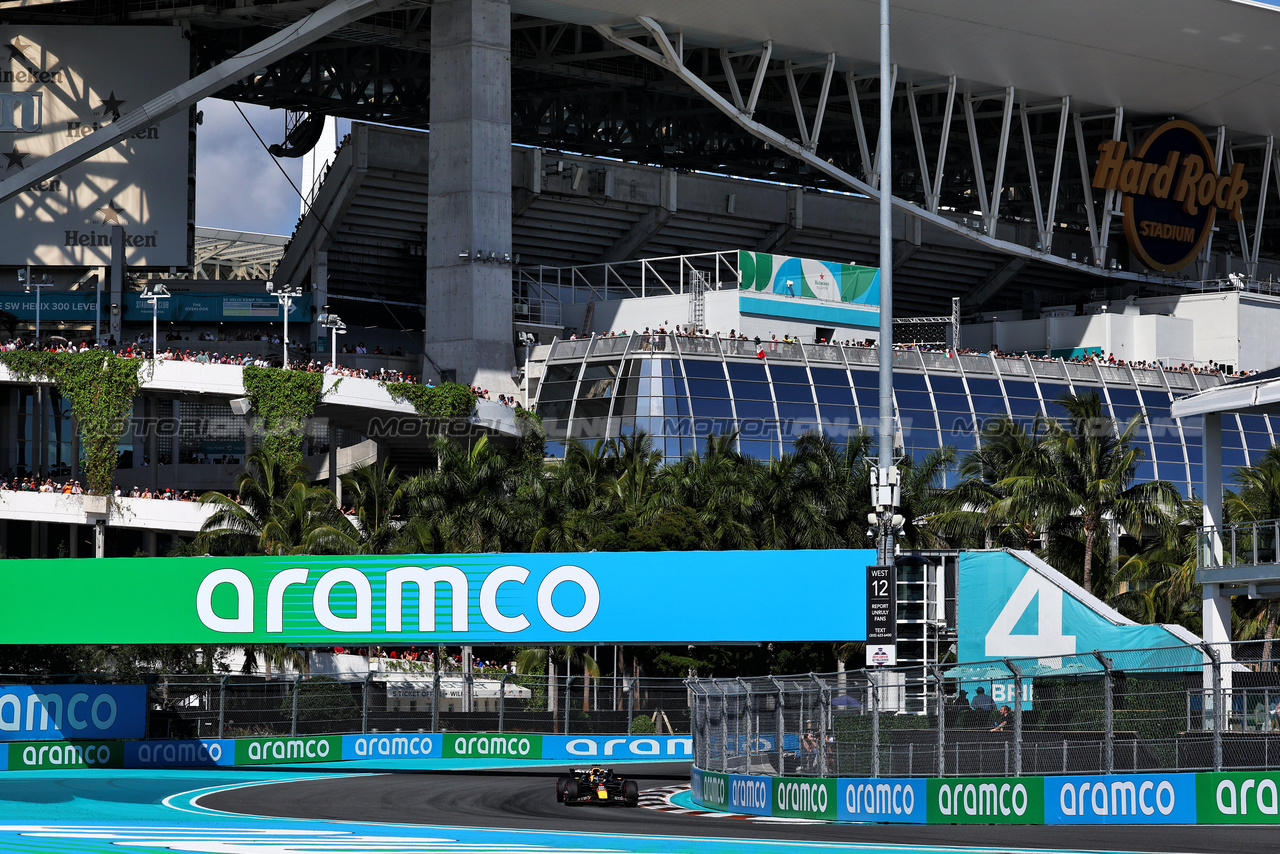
(0, 733, 692, 771)
(690, 766, 1280, 825)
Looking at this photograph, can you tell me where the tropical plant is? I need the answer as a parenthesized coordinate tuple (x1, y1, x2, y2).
(1225, 446, 1280, 661)
(197, 448, 345, 555)
(338, 460, 410, 554)
(1000, 392, 1182, 595)
(404, 435, 525, 553)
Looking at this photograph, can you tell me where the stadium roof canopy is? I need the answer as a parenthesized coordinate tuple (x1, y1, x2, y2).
(517, 0, 1280, 138)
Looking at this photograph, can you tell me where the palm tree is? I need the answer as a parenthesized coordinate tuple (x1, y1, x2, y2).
(197, 448, 344, 555)
(658, 432, 761, 549)
(339, 460, 410, 554)
(757, 431, 872, 550)
(516, 645, 601, 722)
(1225, 446, 1280, 663)
(527, 439, 613, 552)
(937, 415, 1053, 549)
(405, 435, 524, 553)
(1002, 392, 1182, 595)
(604, 431, 664, 522)
(1113, 498, 1202, 631)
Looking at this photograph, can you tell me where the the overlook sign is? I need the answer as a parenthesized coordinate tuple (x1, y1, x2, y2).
(1092, 120, 1249, 273)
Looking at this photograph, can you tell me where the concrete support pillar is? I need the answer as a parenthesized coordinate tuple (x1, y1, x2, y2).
(1203, 412, 1224, 567)
(426, 0, 516, 394)
(94, 520, 106, 559)
(310, 246, 329, 356)
(109, 226, 124, 343)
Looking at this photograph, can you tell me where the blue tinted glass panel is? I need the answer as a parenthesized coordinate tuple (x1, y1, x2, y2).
(740, 440, 777, 460)
(1008, 397, 1042, 416)
(854, 385, 879, 407)
(682, 360, 725, 378)
(672, 395, 689, 416)
(1140, 389, 1172, 408)
(934, 393, 970, 413)
(897, 391, 933, 410)
(770, 365, 811, 384)
(690, 397, 733, 417)
(777, 402, 818, 421)
(819, 405, 858, 428)
(903, 409, 938, 433)
(972, 395, 1008, 415)
(1112, 406, 1142, 426)
(726, 362, 768, 381)
(1240, 414, 1270, 435)
(1043, 399, 1070, 421)
(815, 385, 855, 405)
(731, 380, 772, 400)
(1224, 448, 1248, 468)
(735, 399, 775, 419)
(780, 421, 821, 442)
(897, 373, 929, 391)
(967, 378, 1003, 397)
(692, 417, 737, 437)
(1037, 383, 1072, 408)
(687, 378, 729, 397)
(1109, 388, 1140, 407)
(1223, 419, 1244, 448)
(930, 376, 966, 395)
(939, 411, 977, 435)
(1134, 460, 1155, 483)
(774, 383, 814, 403)
(812, 367, 852, 386)
(1004, 379, 1039, 398)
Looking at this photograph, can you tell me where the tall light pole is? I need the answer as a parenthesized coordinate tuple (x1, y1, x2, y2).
(141, 283, 170, 361)
(19, 267, 53, 347)
(266, 280, 304, 369)
(874, 0, 898, 567)
(319, 305, 346, 370)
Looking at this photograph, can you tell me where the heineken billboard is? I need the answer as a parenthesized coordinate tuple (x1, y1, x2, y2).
(0, 551, 871, 645)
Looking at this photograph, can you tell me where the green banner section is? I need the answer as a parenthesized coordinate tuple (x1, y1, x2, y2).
(442, 733, 543, 759)
(927, 777, 1044, 824)
(697, 770, 729, 810)
(233, 735, 341, 765)
(8, 740, 123, 770)
(772, 775, 837, 820)
(1196, 772, 1280, 823)
(737, 251, 880, 305)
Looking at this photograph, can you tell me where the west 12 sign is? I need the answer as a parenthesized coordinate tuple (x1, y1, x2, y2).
(866, 564, 897, 666)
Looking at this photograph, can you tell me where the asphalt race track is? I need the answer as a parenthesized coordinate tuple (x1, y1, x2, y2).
(201, 762, 1277, 854)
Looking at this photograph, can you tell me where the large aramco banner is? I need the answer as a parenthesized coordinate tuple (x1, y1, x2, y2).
(0, 551, 871, 645)
(738, 251, 880, 306)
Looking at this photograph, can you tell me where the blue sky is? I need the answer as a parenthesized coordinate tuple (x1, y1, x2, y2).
(195, 99, 349, 237)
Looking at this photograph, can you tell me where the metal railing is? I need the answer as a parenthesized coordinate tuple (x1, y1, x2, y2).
(138, 673, 691, 740)
(689, 641, 1280, 778)
(1197, 519, 1280, 570)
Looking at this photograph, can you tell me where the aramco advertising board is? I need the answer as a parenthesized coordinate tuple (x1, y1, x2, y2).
(1, 26, 190, 266)
(0, 551, 873, 645)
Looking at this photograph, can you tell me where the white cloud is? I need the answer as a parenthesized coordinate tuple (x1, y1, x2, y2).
(194, 99, 304, 237)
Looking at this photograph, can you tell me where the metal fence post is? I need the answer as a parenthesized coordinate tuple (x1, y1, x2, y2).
(739, 678, 754, 772)
(930, 665, 946, 777)
(432, 671, 440, 733)
(218, 674, 228, 739)
(565, 676, 572, 736)
(1201, 643, 1224, 772)
(862, 669, 880, 778)
(1004, 659, 1023, 778)
(627, 677, 635, 735)
(1093, 652, 1115, 774)
(810, 674, 828, 778)
(770, 677, 785, 776)
(291, 674, 300, 736)
(362, 672, 372, 735)
(499, 672, 509, 734)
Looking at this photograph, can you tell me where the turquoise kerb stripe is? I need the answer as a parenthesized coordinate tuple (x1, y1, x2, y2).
(739, 295, 879, 329)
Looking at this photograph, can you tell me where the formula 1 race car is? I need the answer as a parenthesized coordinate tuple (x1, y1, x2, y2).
(556, 767, 640, 807)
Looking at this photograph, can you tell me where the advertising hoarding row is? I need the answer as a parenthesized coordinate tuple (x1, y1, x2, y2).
(0, 733, 692, 771)
(691, 767, 1280, 825)
(0, 685, 145, 741)
(0, 551, 873, 645)
(1, 26, 190, 267)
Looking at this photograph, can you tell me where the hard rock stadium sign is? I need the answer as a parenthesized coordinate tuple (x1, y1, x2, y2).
(1092, 119, 1249, 273)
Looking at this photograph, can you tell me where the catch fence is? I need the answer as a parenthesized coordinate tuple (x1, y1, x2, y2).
(688, 640, 1280, 778)
(144, 672, 691, 740)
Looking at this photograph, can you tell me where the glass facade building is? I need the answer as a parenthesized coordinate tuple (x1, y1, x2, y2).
(533, 333, 1279, 496)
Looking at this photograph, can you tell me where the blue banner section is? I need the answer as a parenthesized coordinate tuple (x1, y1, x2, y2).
(0, 291, 312, 323)
(838, 778, 927, 823)
(0, 685, 145, 741)
(341, 733, 439, 761)
(124, 739, 232, 768)
(545, 735, 694, 761)
(1045, 774, 1197, 824)
(726, 773, 773, 816)
(956, 552, 1202, 671)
